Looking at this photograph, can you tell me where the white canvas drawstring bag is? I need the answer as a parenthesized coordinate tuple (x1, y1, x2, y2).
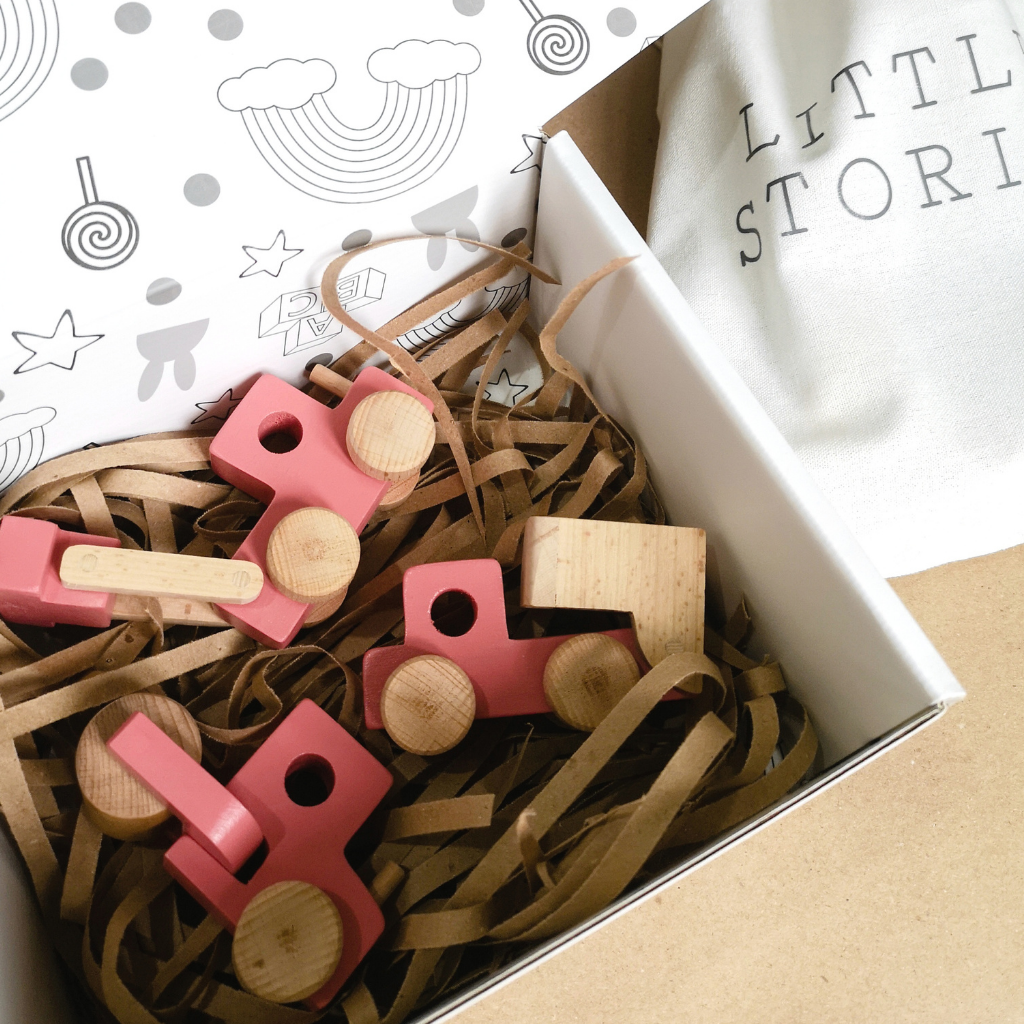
(649, 0, 1024, 576)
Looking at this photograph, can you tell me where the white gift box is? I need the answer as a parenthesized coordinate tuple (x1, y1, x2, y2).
(0, 131, 964, 1023)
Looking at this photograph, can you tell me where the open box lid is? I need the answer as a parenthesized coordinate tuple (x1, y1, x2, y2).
(0, 0, 706, 493)
(531, 132, 966, 766)
(403, 129, 967, 1024)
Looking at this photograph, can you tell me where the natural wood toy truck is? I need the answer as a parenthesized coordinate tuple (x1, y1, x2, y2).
(363, 518, 705, 755)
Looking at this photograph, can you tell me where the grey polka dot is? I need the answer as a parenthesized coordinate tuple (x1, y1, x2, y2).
(501, 227, 528, 248)
(342, 228, 372, 250)
(305, 353, 334, 372)
(115, 3, 151, 33)
(0, 390, 5, 403)
(146, 277, 182, 305)
(71, 58, 108, 91)
(208, 9, 243, 40)
(453, 0, 485, 12)
(183, 173, 220, 206)
(606, 7, 636, 36)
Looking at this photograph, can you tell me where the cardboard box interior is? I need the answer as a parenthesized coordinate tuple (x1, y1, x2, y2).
(403, 132, 963, 1024)
(0, 129, 964, 1024)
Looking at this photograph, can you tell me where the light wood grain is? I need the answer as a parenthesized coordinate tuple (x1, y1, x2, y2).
(111, 594, 227, 627)
(232, 881, 343, 1004)
(543, 633, 641, 731)
(378, 472, 420, 510)
(308, 363, 353, 399)
(60, 546, 262, 604)
(75, 693, 202, 840)
(265, 507, 360, 605)
(522, 517, 705, 665)
(380, 655, 476, 756)
(303, 587, 348, 626)
(345, 390, 435, 483)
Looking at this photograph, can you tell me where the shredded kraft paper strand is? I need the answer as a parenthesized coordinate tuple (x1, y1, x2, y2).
(0, 239, 818, 1024)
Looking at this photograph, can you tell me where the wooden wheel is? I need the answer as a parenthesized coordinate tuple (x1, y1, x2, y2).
(345, 391, 434, 483)
(232, 881, 343, 1004)
(266, 507, 359, 605)
(76, 694, 202, 840)
(379, 655, 476, 755)
(377, 471, 419, 510)
(542, 634, 641, 731)
(303, 587, 348, 626)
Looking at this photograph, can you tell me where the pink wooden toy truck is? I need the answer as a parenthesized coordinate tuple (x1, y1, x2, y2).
(108, 698, 392, 1008)
(208, 368, 434, 648)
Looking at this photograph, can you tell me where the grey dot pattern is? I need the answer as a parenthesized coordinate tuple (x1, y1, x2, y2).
(606, 7, 637, 36)
(305, 353, 334, 372)
(71, 58, 108, 91)
(115, 3, 151, 33)
(183, 174, 220, 206)
(453, 0, 485, 13)
(342, 228, 372, 250)
(146, 277, 182, 305)
(501, 227, 528, 248)
(208, 9, 243, 40)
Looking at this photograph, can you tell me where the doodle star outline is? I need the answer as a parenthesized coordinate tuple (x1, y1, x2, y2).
(484, 368, 530, 404)
(240, 230, 304, 278)
(511, 134, 545, 174)
(192, 388, 242, 424)
(12, 310, 104, 373)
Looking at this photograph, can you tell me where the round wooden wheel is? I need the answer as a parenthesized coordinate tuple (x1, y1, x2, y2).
(345, 391, 435, 483)
(232, 881, 343, 1004)
(377, 471, 419, 510)
(303, 587, 348, 626)
(543, 634, 641, 731)
(76, 693, 202, 840)
(266, 507, 360, 605)
(380, 655, 476, 756)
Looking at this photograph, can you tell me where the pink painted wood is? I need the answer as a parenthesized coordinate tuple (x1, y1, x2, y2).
(160, 699, 393, 1010)
(107, 712, 264, 874)
(0, 517, 119, 628)
(209, 369, 433, 648)
(362, 559, 650, 730)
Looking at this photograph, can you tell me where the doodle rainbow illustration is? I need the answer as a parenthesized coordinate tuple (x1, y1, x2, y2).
(217, 40, 482, 203)
(0, 405, 56, 493)
(0, 0, 59, 125)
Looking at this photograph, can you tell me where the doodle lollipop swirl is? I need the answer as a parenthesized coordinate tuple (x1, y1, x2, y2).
(520, 0, 589, 76)
(61, 157, 140, 270)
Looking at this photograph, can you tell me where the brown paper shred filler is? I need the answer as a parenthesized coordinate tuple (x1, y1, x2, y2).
(0, 238, 817, 1024)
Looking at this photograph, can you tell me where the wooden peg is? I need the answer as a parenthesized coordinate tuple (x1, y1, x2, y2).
(308, 363, 353, 399)
(543, 633, 641, 731)
(369, 862, 405, 905)
(377, 472, 420, 510)
(345, 390, 435, 483)
(521, 517, 706, 665)
(265, 508, 360, 606)
(232, 881, 343, 1005)
(60, 546, 263, 604)
(379, 655, 476, 756)
(76, 694, 202, 840)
